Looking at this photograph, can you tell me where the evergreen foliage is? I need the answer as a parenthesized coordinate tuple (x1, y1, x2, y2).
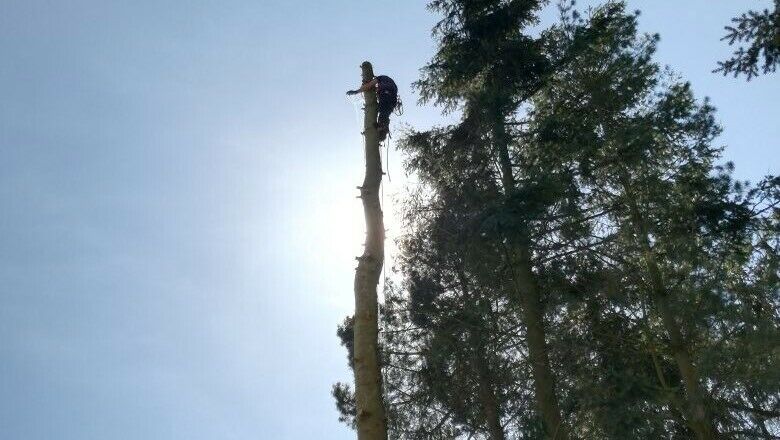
(335, 1, 779, 438)
(716, 0, 780, 79)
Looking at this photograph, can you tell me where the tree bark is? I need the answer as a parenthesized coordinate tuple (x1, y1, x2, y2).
(458, 268, 507, 440)
(476, 355, 506, 440)
(353, 61, 388, 440)
(622, 182, 719, 440)
(492, 120, 569, 440)
(510, 248, 569, 440)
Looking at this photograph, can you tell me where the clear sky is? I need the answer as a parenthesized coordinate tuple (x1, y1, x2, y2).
(0, 1, 777, 439)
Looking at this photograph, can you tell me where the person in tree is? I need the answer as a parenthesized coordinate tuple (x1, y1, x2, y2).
(347, 71, 399, 141)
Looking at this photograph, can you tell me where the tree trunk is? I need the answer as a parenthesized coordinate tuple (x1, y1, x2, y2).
(456, 266, 506, 440)
(458, 267, 507, 440)
(622, 183, 718, 440)
(353, 61, 388, 440)
(492, 120, 568, 440)
(511, 248, 569, 440)
(476, 354, 506, 440)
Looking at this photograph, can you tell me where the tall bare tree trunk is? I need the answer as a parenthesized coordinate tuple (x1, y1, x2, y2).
(352, 61, 388, 440)
(492, 120, 569, 440)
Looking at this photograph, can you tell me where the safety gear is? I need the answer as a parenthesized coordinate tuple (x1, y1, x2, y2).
(375, 75, 398, 141)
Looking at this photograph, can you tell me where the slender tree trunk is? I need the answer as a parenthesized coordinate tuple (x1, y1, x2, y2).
(457, 267, 507, 440)
(511, 248, 569, 440)
(622, 182, 718, 440)
(476, 353, 506, 440)
(353, 60, 388, 440)
(494, 119, 516, 191)
(492, 120, 569, 440)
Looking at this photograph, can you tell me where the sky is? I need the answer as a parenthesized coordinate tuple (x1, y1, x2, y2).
(0, 1, 777, 439)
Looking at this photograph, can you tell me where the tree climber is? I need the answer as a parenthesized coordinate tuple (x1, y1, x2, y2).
(347, 69, 399, 141)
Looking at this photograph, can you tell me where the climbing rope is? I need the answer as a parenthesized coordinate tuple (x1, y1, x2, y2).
(346, 93, 363, 127)
(381, 135, 395, 299)
(347, 93, 395, 299)
(384, 137, 392, 183)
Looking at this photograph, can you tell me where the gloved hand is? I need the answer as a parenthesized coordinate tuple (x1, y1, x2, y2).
(346, 90, 359, 95)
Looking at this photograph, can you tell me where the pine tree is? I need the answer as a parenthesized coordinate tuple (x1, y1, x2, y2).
(411, 1, 581, 436)
(528, 4, 780, 436)
(335, 3, 780, 439)
(716, 0, 780, 80)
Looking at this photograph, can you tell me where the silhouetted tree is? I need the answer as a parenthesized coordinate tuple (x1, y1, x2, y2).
(716, 0, 780, 79)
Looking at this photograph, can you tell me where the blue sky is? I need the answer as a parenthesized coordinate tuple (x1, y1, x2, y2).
(0, 1, 777, 439)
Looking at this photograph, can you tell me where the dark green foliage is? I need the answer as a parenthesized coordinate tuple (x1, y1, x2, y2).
(332, 382, 357, 428)
(333, 317, 358, 427)
(337, 315, 355, 369)
(334, 1, 780, 437)
(418, 0, 551, 110)
(528, 5, 780, 434)
(408, 274, 442, 328)
(716, 0, 780, 80)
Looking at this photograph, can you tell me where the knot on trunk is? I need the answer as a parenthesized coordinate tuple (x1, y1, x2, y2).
(357, 409, 372, 421)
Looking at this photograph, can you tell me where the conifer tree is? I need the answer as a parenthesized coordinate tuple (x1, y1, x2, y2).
(411, 1, 577, 436)
(528, 5, 780, 436)
(716, 0, 780, 79)
(335, 3, 780, 439)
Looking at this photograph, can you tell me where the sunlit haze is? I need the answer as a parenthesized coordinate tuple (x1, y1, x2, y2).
(1, 1, 777, 439)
